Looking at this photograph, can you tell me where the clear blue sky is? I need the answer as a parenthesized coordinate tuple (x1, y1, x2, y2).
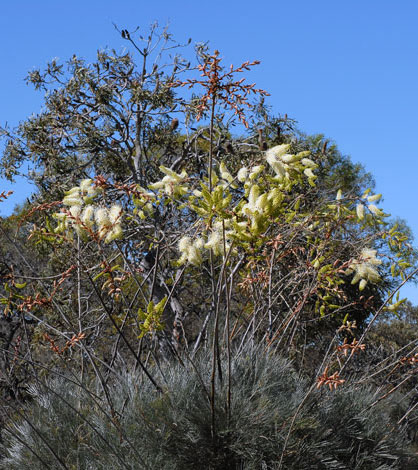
(0, 0, 417, 303)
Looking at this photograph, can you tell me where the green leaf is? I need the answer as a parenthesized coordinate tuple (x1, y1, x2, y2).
(14, 282, 27, 289)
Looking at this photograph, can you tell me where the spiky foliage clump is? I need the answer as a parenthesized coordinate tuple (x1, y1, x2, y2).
(1, 348, 414, 469)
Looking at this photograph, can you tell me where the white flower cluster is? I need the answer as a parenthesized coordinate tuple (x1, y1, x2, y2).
(204, 220, 235, 256)
(174, 146, 318, 266)
(355, 192, 384, 221)
(240, 184, 283, 235)
(237, 164, 264, 183)
(149, 166, 188, 198)
(177, 222, 235, 266)
(346, 248, 382, 291)
(62, 178, 99, 206)
(265, 144, 317, 184)
(54, 179, 123, 243)
(177, 236, 205, 266)
(242, 185, 283, 218)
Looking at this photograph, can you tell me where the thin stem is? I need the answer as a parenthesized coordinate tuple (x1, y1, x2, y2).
(208, 98, 216, 192)
(208, 94, 218, 438)
(82, 260, 162, 393)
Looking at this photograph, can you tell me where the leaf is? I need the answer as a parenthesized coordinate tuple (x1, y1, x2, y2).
(390, 264, 396, 277)
(14, 282, 27, 289)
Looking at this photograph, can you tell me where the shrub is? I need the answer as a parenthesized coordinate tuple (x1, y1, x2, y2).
(1, 347, 414, 469)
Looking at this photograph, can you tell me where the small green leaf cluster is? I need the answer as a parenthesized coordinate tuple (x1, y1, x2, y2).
(137, 297, 167, 338)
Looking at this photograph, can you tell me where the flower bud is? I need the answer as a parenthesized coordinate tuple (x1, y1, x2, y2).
(359, 279, 367, 291)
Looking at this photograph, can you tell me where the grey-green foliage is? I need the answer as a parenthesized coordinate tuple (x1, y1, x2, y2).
(0, 348, 414, 469)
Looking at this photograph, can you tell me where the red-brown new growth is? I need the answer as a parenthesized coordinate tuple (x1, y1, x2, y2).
(317, 367, 345, 390)
(169, 50, 269, 128)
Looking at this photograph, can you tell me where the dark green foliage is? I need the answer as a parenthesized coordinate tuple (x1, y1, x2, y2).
(0, 28, 189, 202)
(1, 348, 414, 469)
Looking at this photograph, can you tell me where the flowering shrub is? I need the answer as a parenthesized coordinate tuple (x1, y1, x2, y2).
(0, 27, 417, 469)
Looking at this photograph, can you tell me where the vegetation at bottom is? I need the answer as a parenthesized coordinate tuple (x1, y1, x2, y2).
(0, 349, 413, 469)
(0, 24, 417, 469)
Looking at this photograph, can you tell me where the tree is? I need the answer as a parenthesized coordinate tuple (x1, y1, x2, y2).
(0, 25, 417, 468)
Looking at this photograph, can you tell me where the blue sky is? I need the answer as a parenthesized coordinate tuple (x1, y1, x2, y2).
(0, 0, 417, 303)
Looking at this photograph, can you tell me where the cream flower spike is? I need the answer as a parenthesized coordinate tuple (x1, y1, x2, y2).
(159, 165, 187, 182)
(205, 230, 223, 256)
(303, 168, 315, 179)
(177, 236, 204, 266)
(95, 208, 111, 238)
(368, 204, 384, 217)
(266, 144, 290, 160)
(219, 162, 234, 183)
(237, 167, 248, 182)
(69, 206, 81, 218)
(281, 154, 300, 164)
(109, 205, 123, 224)
(104, 224, 123, 243)
(301, 158, 317, 168)
(266, 147, 287, 178)
(360, 248, 382, 266)
(367, 193, 382, 202)
(81, 206, 95, 228)
(248, 165, 264, 181)
(63, 187, 82, 206)
(346, 248, 382, 290)
(149, 166, 188, 197)
(80, 179, 99, 201)
(79, 179, 93, 192)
